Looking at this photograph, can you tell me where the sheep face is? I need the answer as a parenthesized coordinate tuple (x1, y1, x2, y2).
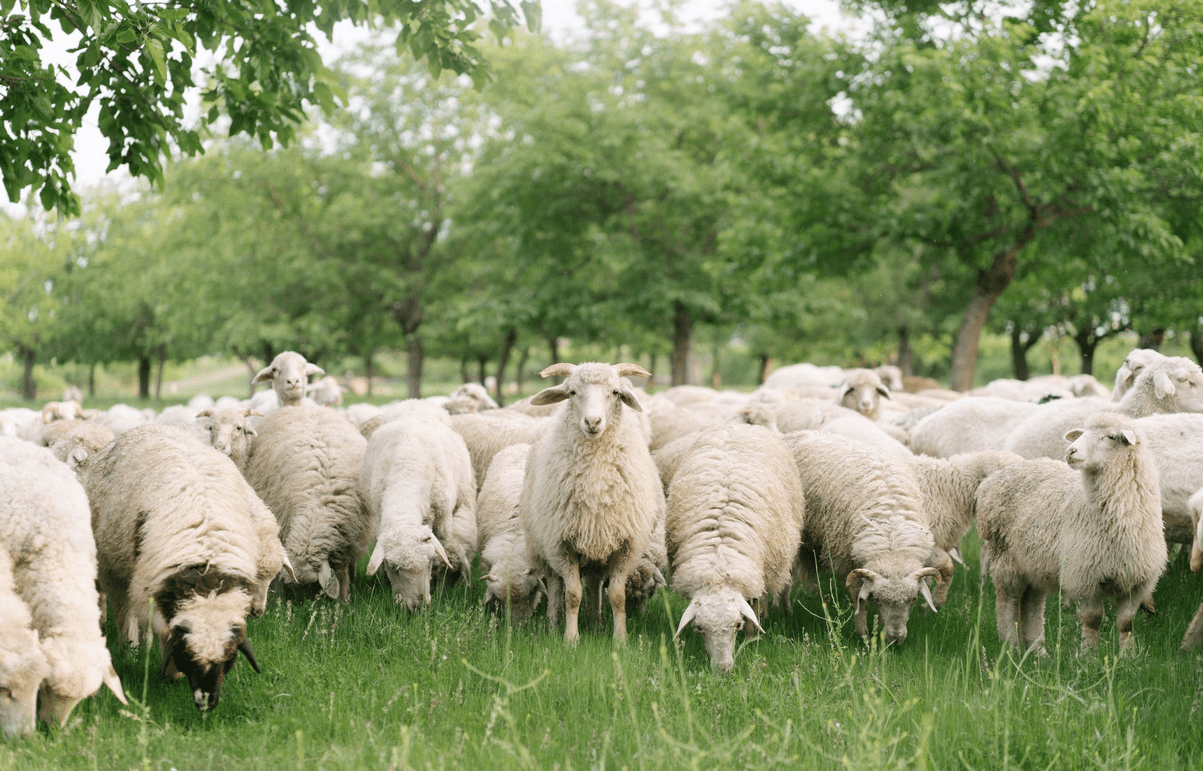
(674, 589, 763, 674)
(197, 408, 258, 468)
(531, 362, 650, 440)
(1064, 419, 1141, 474)
(481, 568, 547, 620)
(0, 630, 48, 737)
(153, 589, 258, 712)
(253, 352, 324, 407)
(366, 525, 452, 613)
(846, 568, 939, 645)
(837, 370, 890, 419)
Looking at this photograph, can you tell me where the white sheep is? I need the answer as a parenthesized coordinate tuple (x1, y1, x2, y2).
(306, 375, 347, 407)
(977, 412, 1166, 653)
(668, 425, 804, 672)
(244, 405, 371, 602)
(43, 420, 115, 473)
(444, 382, 500, 414)
(476, 443, 547, 619)
(449, 410, 550, 491)
(1004, 355, 1203, 461)
(908, 397, 1040, 458)
(0, 544, 50, 737)
(1112, 348, 1167, 401)
(836, 368, 892, 421)
(519, 362, 663, 644)
(252, 350, 325, 408)
(196, 407, 260, 472)
(361, 411, 476, 612)
(0, 437, 127, 725)
(782, 430, 941, 645)
(1124, 413, 1203, 544)
(84, 425, 289, 711)
(1182, 487, 1203, 650)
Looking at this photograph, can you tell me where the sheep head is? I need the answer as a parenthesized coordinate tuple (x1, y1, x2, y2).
(836, 369, 891, 420)
(34, 634, 126, 727)
(366, 525, 452, 613)
(846, 566, 940, 645)
(674, 588, 763, 674)
(531, 362, 650, 439)
(480, 566, 547, 621)
(1119, 356, 1203, 415)
(1064, 412, 1143, 474)
(253, 351, 324, 407)
(0, 578, 49, 737)
(153, 587, 257, 712)
(196, 408, 259, 471)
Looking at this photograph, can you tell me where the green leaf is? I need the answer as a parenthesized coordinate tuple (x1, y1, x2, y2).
(145, 37, 167, 83)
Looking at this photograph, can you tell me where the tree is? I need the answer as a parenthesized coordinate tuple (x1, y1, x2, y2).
(1, 0, 539, 217)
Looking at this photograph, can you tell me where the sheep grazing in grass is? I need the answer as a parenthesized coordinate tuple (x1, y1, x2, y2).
(84, 425, 289, 711)
(977, 412, 1166, 654)
(0, 438, 127, 726)
(668, 425, 804, 672)
(196, 407, 260, 472)
(245, 405, 371, 602)
(520, 362, 663, 644)
(476, 443, 547, 619)
(361, 410, 476, 612)
(0, 544, 49, 738)
(253, 350, 325, 408)
(782, 431, 941, 645)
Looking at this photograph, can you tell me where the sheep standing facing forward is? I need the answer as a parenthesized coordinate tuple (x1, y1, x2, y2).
(977, 412, 1166, 653)
(0, 438, 126, 726)
(253, 351, 325, 408)
(668, 425, 804, 672)
(520, 362, 663, 644)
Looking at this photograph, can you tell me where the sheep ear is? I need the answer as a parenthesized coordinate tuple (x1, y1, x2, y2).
(366, 543, 385, 576)
(252, 366, 274, 385)
(876, 385, 891, 399)
(612, 363, 651, 380)
(479, 573, 496, 583)
(675, 598, 699, 640)
(1119, 429, 1138, 446)
(530, 385, 569, 406)
(238, 638, 262, 674)
(323, 574, 341, 600)
(949, 547, 965, 567)
(306, 363, 325, 378)
(318, 560, 334, 589)
(617, 387, 644, 413)
(1064, 428, 1084, 442)
(1153, 372, 1176, 399)
(836, 383, 853, 399)
(539, 363, 576, 379)
(196, 409, 213, 418)
(103, 664, 127, 705)
(738, 597, 765, 635)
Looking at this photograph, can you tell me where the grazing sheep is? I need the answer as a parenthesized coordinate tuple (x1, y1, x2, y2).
(0, 438, 126, 725)
(196, 407, 260, 472)
(361, 412, 476, 611)
(908, 397, 1040, 458)
(84, 425, 288, 711)
(449, 410, 550, 492)
(519, 362, 663, 644)
(906, 450, 1025, 607)
(244, 405, 371, 602)
(1182, 488, 1203, 649)
(444, 382, 500, 414)
(306, 375, 346, 407)
(476, 443, 547, 619)
(668, 425, 804, 672)
(782, 431, 941, 645)
(0, 544, 51, 737)
(253, 351, 325, 408)
(837, 368, 892, 421)
(1003, 356, 1203, 460)
(977, 412, 1166, 653)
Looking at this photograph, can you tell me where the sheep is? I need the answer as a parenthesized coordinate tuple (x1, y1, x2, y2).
(43, 420, 115, 473)
(89, 403, 150, 436)
(15, 400, 84, 444)
(1182, 488, 1203, 649)
(782, 431, 942, 645)
(83, 425, 290, 711)
(908, 397, 1040, 458)
(0, 437, 127, 725)
(0, 544, 50, 737)
(646, 397, 731, 451)
(1120, 413, 1203, 544)
(668, 425, 804, 672)
(905, 450, 1025, 607)
(1112, 348, 1167, 401)
(762, 362, 846, 391)
(519, 362, 664, 644)
(444, 382, 500, 414)
(306, 375, 347, 407)
(252, 350, 325, 408)
(836, 368, 892, 422)
(977, 412, 1166, 653)
(449, 410, 550, 492)
(361, 413, 476, 611)
(244, 405, 372, 602)
(476, 443, 547, 619)
(1003, 355, 1203, 460)
(196, 407, 260, 472)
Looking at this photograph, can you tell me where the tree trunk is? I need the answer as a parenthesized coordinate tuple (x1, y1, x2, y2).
(477, 356, 488, 386)
(897, 325, 914, 377)
(235, 350, 260, 398)
(710, 340, 722, 389)
(646, 353, 657, 393)
(548, 336, 560, 367)
(364, 350, 374, 397)
(153, 344, 166, 401)
(1074, 328, 1098, 377)
(138, 356, 152, 400)
(1009, 326, 1040, 381)
(494, 328, 517, 407)
(406, 335, 424, 399)
(88, 362, 96, 397)
(1138, 328, 1166, 351)
(19, 345, 36, 401)
(459, 356, 469, 385)
(1191, 325, 1203, 367)
(671, 300, 692, 387)
(514, 347, 530, 399)
(758, 354, 772, 386)
(948, 244, 1023, 392)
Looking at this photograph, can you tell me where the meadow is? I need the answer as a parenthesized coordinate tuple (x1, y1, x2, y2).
(4, 530, 1203, 771)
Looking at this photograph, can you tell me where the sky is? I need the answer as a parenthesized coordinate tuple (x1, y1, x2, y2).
(35, 0, 862, 198)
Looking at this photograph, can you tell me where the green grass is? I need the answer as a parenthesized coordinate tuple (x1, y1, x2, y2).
(5, 528, 1203, 770)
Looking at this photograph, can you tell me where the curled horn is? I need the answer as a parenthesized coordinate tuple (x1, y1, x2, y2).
(539, 363, 576, 379)
(196, 409, 214, 418)
(612, 363, 652, 379)
(238, 638, 262, 673)
(675, 598, 700, 640)
(913, 567, 942, 613)
(738, 597, 765, 635)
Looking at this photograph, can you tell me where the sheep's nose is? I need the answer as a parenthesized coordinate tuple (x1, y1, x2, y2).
(583, 416, 603, 432)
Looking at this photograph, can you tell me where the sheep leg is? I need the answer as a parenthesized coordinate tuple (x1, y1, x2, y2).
(606, 573, 628, 644)
(1079, 596, 1104, 650)
(1018, 587, 1047, 654)
(1180, 600, 1203, 650)
(1115, 596, 1140, 653)
(545, 575, 564, 627)
(995, 585, 1021, 647)
(563, 561, 582, 645)
(582, 572, 603, 631)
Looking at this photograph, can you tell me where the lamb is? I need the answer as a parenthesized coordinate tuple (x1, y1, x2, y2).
(361, 412, 476, 611)
(667, 425, 804, 672)
(0, 544, 49, 737)
(1182, 488, 1203, 649)
(908, 397, 1040, 458)
(0, 437, 126, 725)
(449, 410, 550, 492)
(1003, 355, 1203, 460)
(905, 450, 1025, 607)
(476, 443, 547, 619)
(782, 431, 942, 644)
(244, 405, 372, 602)
(444, 382, 500, 414)
(196, 407, 260, 472)
(83, 425, 291, 711)
(977, 412, 1166, 653)
(836, 368, 892, 422)
(252, 350, 325, 408)
(519, 362, 664, 644)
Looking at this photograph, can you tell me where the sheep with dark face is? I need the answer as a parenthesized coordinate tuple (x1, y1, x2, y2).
(84, 425, 284, 711)
(519, 362, 663, 644)
(253, 351, 325, 408)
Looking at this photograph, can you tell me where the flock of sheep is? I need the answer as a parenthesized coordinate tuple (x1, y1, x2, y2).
(2, 347, 1202, 736)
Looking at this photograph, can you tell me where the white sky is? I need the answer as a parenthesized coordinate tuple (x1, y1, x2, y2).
(20, 0, 860, 203)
